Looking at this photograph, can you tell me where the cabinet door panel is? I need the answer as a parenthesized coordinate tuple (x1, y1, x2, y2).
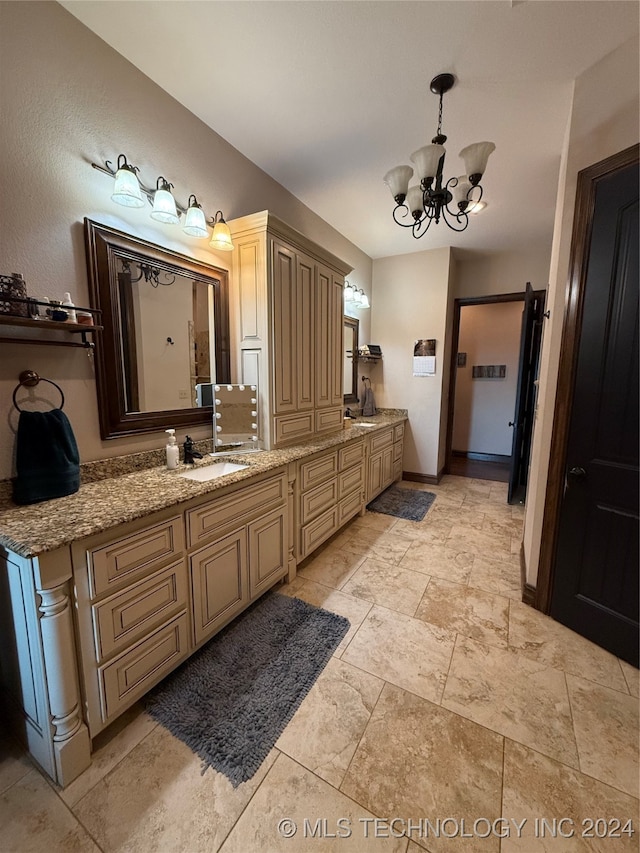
(330, 273, 344, 406)
(315, 264, 332, 408)
(272, 241, 297, 413)
(248, 508, 287, 598)
(382, 446, 394, 489)
(296, 253, 315, 411)
(190, 530, 248, 645)
(367, 453, 384, 502)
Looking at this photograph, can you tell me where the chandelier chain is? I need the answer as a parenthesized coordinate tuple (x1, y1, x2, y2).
(437, 92, 444, 138)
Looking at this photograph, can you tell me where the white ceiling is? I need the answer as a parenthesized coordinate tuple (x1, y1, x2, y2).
(61, 1, 638, 260)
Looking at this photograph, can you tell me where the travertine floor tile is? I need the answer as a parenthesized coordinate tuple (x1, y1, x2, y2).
(276, 658, 384, 788)
(620, 659, 639, 697)
(446, 524, 513, 558)
(428, 503, 485, 530)
(341, 683, 503, 853)
(352, 512, 399, 533)
(508, 601, 629, 692)
(297, 545, 366, 590)
(468, 555, 522, 600)
(0, 769, 99, 852)
(501, 739, 639, 851)
(219, 753, 407, 852)
(74, 725, 278, 853)
(342, 557, 429, 615)
(57, 703, 158, 807)
(399, 540, 474, 583)
(0, 735, 32, 796)
(442, 636, 579, 768)
(280, 577, 372, 656)
(391, 517, 453, 545)
(566, 674, 639, 798)
(342, 605, 455, 704)
(415, 578, 509, 649)
(338, 529, 415, 564)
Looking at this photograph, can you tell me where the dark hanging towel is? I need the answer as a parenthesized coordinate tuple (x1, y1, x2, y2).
(12, 409, 80, 505)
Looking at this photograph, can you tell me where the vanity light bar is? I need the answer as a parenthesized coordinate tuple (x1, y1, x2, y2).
(91, 155, 234, 250)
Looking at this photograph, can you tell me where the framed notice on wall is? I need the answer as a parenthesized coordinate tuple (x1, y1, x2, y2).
(413, 339, 436, 376)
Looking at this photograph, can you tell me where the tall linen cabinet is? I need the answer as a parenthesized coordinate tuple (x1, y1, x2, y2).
(228, 212, 351, 448)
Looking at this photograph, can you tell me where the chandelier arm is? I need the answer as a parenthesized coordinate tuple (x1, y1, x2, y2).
(441, 204, 470, 232)
(412, 216, 433, 239)
(392, 204, 421, 229)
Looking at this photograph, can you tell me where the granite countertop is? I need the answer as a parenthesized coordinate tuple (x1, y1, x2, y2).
(0, 411, 407, 558)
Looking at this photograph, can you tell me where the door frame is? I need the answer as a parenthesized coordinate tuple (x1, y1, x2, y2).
(445, 291, 543, 475)
(535, 143, 639, 614)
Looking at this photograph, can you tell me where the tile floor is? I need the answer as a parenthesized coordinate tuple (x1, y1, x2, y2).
(1, 475, 638, 852)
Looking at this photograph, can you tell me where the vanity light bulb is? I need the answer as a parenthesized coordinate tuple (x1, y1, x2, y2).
(239, 385, 245, 391)
(215, 412, 221, 419)
(251, 398, 257, 404)
(217, 439, 223, 445)
(251, 411, 257, 417)
(214, 385, 221, 392)
(216, 425, 222, 432)
(252, 423, 257, 429)
(252, 436, 258, 441)
(227, 385, 233, 391)
(215, 399, 221, 405)
(251, 385, 257, 391)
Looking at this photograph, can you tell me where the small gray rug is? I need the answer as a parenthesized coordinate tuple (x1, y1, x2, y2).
(367, 484, 436, 521)
(144, 592, 349, 787)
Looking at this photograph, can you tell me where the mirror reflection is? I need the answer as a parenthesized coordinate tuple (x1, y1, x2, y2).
(85, 219, 231, 439)
(344, 316, 359, 404)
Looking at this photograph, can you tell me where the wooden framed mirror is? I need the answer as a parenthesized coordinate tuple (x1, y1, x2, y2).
(344, 315, 359, 404)
(84, 219, 231, 439)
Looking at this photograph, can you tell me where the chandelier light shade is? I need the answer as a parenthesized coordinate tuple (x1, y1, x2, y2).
(209, 210, 234, 251)
(384, 73, 495, 237)
(151, 177, 180, 225)
(111, 154, 145, 208)
(182, 194, 209, 237)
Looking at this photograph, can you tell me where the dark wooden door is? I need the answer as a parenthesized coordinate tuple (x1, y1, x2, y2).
(508, 283, 545, 504)
(550, 153, 639, 665)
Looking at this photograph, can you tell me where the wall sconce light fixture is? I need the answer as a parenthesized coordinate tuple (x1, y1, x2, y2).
(92, 154, 234, 250)
(344, 281, 370, 309)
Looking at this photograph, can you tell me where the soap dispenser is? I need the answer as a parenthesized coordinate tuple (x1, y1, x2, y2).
(165, 429, 179, 469)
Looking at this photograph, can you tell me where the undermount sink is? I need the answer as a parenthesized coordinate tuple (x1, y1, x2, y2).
(179, 462, 249, 482)
(354, 421, 378, 427)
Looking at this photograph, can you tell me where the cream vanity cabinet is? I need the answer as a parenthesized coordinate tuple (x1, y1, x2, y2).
(71, 468, 288, 743)
(229, 211, 349, 449)
(366, 423, 405, 503)
(296, 438, 365, 560)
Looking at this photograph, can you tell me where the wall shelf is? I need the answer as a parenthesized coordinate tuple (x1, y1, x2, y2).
(0, 313, 103, 349)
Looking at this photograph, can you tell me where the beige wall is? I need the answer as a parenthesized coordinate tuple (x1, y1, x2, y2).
(523, 35, 640, 587)
(453, 301, 523, 456)
(453, 243, 551, 299)
(0, 1, 372, 480)
(371, 247, 453, 478)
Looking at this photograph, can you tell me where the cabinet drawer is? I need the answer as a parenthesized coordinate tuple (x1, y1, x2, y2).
(187, 473, 286, 547)
(300, 505, 339, 559)
(89, 517, 184, 599)
(338, 463, 364, 500)
(370, 428, 393, 453)
(299, 451, 338, 491)
(274, 412, 314, 445)
(393, 423, 405, 442)
(301, 477, 338, 525)
(99, 612, 189, 723)
(315, 406, 343, 434)
(339, 489, 363, 526)
(92, 560, 187, 662)
(248, 508, 287, 598)
(339, 441, 364, 470)
(393, 441, 403, 462)
(190, 529, 248, 646)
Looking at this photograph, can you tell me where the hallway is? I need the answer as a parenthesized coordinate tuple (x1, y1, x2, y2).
(1, 476, 637, 852)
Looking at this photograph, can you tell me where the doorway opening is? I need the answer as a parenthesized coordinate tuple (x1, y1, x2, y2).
(445, 288, 545, 503)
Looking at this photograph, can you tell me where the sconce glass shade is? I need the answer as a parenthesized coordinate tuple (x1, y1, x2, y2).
(410, 144, 445, 182)
(183, 196, 208, 237)
(459, 141, 495, 180)
(209, 212, 234, 251)
(111, 163, 145, 208)
(406, 185, 425, 218)
(359, 290, 370, 309)
(151, 178, 179, 224)
(383, 165, 413, 202)
(343, 281, 355, 303)
(452, 176, 472, 210)
(351, 288, 362, 306)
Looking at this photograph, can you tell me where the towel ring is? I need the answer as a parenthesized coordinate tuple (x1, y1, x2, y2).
(12, 370, 65, 412)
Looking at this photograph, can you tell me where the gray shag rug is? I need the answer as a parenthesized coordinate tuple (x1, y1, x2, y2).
(367, 484, 436, 521)
(144, 592, 349, 787)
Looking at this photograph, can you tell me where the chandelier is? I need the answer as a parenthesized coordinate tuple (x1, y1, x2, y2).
(384, 74, 495, 238)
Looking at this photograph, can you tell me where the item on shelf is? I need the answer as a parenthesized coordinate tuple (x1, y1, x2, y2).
(62, 292, 77, 323)
(0, 273, 29, 317)
(50, 308, 69, 322)
(76, 311, 93, 326)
